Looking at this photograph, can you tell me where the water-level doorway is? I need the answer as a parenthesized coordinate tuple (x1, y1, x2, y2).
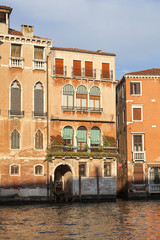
(54, 164, 73, 200)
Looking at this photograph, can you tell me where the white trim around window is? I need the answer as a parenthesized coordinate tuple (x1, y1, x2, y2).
(34, 164, 44, 176)
(132, 105, 143, 122)
(10, 164, 20, 176)
(130, 81, 142, 96)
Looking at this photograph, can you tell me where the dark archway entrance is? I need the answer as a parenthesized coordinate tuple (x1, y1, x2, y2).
(54, 164, 73, 200)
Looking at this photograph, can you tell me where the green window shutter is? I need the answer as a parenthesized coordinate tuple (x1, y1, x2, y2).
(90, 129, 100, 144)
(63, 85, 74, 95)
(77, 129, 86, 142)
(90, 86, 100, 96)
(77, 85, 87, 94)
(63, 127, 73, 140)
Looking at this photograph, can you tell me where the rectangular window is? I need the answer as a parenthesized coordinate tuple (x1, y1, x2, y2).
(133, 163, 144, 184)
(133, 135, 142, 151)
(34, 46, 44, 59)
(130, 82, 141, 95)
(85, 61, 93, 77)
(79, 163, 86, 177)
(150, 167, 160, 184)
(133, 107, 142, 121)
(11, 44, 21, 58)
(102, 63, 110, 78)
(104, 162, 111, 177)
(73, 60, 81, 76)
(55, 58, 64, 75)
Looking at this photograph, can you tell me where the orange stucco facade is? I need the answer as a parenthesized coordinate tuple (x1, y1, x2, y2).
(117, 69, 160, 196)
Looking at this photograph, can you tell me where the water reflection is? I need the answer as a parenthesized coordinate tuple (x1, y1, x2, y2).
(0, 200, 160, 239)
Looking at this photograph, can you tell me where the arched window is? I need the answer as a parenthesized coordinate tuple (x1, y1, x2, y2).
(10, 80, 21, 116)
(35, 130, 43, 149)
(35, 165, 43, 175)
(90, 126, 101, 151)
(63, 84, 74, 110)
(89, 86, 100, 111)
(76, 85, 88, 111)
(10, 164, 20, 175)
(11, 129, 20, 149)
(77, 126, 87, 151)
(62, 126, 73, 146)
(34, 82, 44, 117)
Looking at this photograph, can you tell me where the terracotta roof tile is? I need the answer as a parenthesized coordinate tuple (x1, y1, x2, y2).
(8, 28, 51, 40)
(52, 47, 116, 56)
(126, 68, 160, 76)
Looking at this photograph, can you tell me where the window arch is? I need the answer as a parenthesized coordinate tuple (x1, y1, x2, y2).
(90, 126, 101, 151)
(76, 126, 87, 151)
(34, 82, 44, 117)
(10, 80, 21, 115)
(62, 126, 73, 146)
(63, 84, 74, 110)
(10, 164, 20, 175)
(76, 85, 88, 110)
(11, 129, 20, 149)
(35, 165, 43, 175)
(89, 86, 100, 111)
(35, 129, 43, 149)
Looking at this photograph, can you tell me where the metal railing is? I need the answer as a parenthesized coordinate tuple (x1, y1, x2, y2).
(72, 67, 96, 79)
(149, 185, 160, 193)
(132, 151, 145, 161)
(33, 59, 46, 70)
(8, 110, 24, 117)
(33, 111, 47, 118)
(100, 70, 113, 80)
(53, 65, 67, 76)
(10, 57, 24, 68)
(61, 106, 103, 113)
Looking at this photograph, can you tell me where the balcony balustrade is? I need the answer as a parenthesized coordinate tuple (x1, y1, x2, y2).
(10, 57, 24, 68)
(132, 151, 145, 161)
(101, 70, 113, 80)
(53, 65, 67, 76)
(33, 111, 47, 118)
(33, 59, 46, 70)
(149, 185, 160, 193)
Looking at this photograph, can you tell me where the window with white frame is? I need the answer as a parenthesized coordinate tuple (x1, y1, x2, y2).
(150, 167, 160, 184)
(130, 82, 141, 95)
(89, 86, 100, 111)
(76, 85, 87, 110)
(10, 80, 22, 116)
(34, 82, 44, 117)
(77, 126, 87, 151)
(132, 106, 142, 121)
(35, 165, 43, 175)
(63, 84, 74, 109)
(90, 126, 101, 151)
(10, 44, 23, 67)
(11, 129, 20, 149)
(10, 164, 20, 175)
(133, 135, 143, 152)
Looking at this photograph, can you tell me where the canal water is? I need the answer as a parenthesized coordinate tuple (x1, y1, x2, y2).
(0, 200, 160, 240)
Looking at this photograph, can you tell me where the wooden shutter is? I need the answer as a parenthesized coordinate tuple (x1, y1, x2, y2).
(73, 60, 81, 76)
(35, 130, 43, 149)
(11, 88, 21, 115)
(133, 108, 141, 120)
(11, 44, 21, 57)
(34, 47, 44, 59)
(136, 83, 140, 94)
(34, 89, 43, 116)
(130, 83, 133, 94)
(55, 58, 63, 75)
(85, 61, 93, 77)
(134, 163, 144, 184)
(102, 63, 110, 78)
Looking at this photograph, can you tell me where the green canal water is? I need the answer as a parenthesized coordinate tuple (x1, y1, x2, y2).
(0, 199, 160, 239)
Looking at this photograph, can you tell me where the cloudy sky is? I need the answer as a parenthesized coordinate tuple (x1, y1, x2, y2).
(1, 0, 160, 79)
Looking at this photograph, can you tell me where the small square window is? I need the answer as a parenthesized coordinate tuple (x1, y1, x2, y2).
(104, 162, 111, 177)
(133, 107, 142, 121)
(79, 163, 86, 177)
(11, 165, 19, 175)
(35, 165, 43, 175)
(130, 82, 141, 95)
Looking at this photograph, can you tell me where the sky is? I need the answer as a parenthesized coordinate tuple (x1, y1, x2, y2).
(1, 0, 160, 79)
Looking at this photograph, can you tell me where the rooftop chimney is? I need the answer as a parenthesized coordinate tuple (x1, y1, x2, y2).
(97, 49, 102, 53)
(0, 5, 12, 34)
(21, 25, 34, 38)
